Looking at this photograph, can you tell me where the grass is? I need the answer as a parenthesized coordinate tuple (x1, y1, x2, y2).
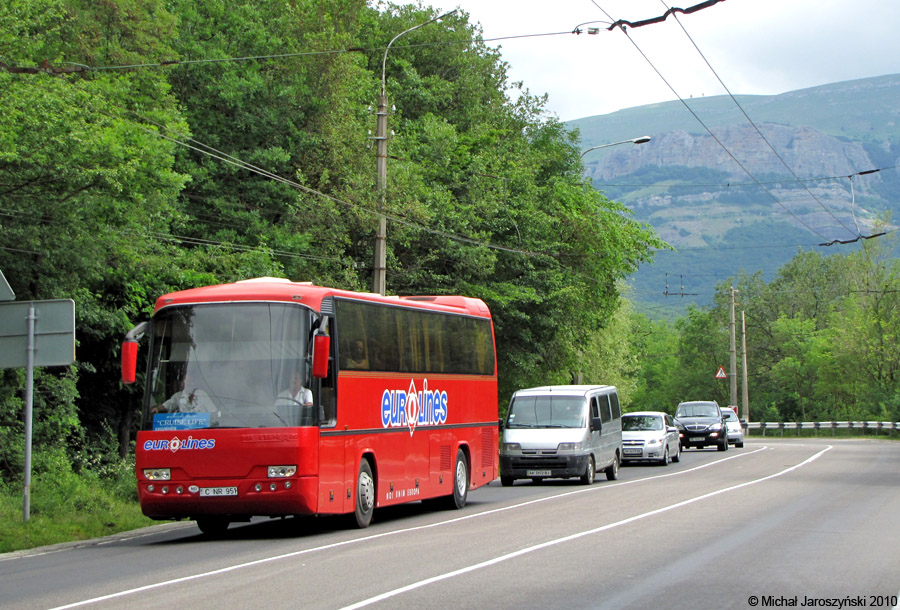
(0, 451, 160, 554)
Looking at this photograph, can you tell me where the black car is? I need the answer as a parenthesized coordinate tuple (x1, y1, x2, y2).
(674, 401, 728, 451)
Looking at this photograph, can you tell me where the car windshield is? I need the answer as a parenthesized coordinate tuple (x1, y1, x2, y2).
(722, 410, 738, 421)
(677, 403, 718, 417)
(622, 415, 663, 431)
(506, 395, 586, 428)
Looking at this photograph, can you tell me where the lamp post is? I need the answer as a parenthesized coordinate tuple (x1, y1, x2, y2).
(580, 135, 651, 157)
(373, 9, 456, 296)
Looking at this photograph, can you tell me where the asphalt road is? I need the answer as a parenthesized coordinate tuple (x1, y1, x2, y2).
(2, 438, 899, 610)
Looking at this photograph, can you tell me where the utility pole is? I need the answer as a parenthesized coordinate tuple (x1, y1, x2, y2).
(372, 9, 456, 296)
(729, 286, 738, 407)
(373, 94, 388, 295)
(741, 310, 749, 421)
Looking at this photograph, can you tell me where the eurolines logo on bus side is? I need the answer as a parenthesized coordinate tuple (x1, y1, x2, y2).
(381, 378, 448, 436)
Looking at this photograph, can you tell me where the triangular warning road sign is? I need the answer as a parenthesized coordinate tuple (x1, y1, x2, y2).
(715, 366, 727, 379)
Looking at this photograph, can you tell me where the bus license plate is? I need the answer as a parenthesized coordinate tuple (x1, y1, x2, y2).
(526, 469, 551, 477)
(200, 486, 238, 497)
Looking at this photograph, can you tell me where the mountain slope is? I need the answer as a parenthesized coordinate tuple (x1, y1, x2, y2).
(566, 73, 900, 315)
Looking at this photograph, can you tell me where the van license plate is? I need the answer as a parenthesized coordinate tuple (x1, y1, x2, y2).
(200, 486, 238, 497)
(526, 470, 551, 477)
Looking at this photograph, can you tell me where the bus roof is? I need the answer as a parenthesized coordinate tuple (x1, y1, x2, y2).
(153, 277, 492, 318)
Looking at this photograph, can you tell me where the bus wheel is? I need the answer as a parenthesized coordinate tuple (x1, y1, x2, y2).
(354, 459, 375, 528)
(448, 449, 469, 509)
(196, 517, 229, 537)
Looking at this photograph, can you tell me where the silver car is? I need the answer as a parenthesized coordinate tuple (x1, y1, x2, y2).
(721, 406, 745, 447)
(621, 411, 681, 465)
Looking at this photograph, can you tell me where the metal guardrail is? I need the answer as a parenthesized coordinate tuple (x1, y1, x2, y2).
(745, 421, 900, 435)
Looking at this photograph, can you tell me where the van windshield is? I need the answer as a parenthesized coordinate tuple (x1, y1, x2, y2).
(506, 395, 586, 428)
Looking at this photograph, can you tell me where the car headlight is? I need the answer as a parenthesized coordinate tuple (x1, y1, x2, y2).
(646, 437, 664, 446)
(557, 442, 582, 451)
(709, 423, 722, 431)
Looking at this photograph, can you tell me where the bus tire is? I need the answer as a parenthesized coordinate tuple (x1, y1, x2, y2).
(447, 449, 469, 509)
(354, 459, 375, 528)
(196, 517, 229, 537)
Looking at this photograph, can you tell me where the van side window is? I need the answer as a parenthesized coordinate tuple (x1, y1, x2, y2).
(590, 396, 600, 419)
(609, 392, 621, 419)
(597, 394, 612, 424)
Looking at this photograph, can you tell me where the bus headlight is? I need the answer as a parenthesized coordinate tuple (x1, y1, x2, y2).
(143, 468, 171, 481)
(267, 465, 297, 478)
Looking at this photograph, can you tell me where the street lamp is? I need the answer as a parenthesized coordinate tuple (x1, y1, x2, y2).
(373, 9, 457, 296)
(580, 136, 651, 158)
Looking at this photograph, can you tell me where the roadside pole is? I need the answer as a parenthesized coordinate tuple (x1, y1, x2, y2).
(0, 291, 75, 522)
(741, 310, 749, 422)
(729, 286, 738, 407)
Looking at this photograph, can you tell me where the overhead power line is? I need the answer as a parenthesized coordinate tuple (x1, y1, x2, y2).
(591, 1, 869, 244)
(605, 0, 727, 31)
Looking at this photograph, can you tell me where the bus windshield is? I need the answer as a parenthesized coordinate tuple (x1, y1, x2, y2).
(142, 302, 314, 431)
(506, 395, 586, 429)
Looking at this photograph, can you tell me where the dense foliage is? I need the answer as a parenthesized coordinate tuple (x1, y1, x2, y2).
(0, 0, 663, 484)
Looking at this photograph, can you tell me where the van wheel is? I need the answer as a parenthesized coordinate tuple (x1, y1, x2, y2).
(605, 454, 619, 481)
(447, 449, 469, 509)
(354, 459, 375, 528)
(500, 476, 514, 487)
(580, 457, 595, 485)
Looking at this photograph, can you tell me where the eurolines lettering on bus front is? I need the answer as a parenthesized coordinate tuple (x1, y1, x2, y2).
(143, 436, 216, 452)
(381, 378, 448, 435)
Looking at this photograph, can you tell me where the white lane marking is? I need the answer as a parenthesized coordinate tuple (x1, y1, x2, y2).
(48, 445, 772, 608)
(340, 445, 832, 610)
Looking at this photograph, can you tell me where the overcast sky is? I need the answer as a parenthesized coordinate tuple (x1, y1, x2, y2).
(434, 0, 900, 122)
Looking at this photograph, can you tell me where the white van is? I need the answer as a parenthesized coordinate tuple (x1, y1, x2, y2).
(499, 385, 622, 486)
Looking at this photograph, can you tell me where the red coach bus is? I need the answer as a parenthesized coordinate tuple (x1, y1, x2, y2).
(121, 277, 498, 534)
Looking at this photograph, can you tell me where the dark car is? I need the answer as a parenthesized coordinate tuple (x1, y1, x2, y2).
(675, 401, 728, 451)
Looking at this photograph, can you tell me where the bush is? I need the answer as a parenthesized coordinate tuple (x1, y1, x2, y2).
(0, 447, 151, 554)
